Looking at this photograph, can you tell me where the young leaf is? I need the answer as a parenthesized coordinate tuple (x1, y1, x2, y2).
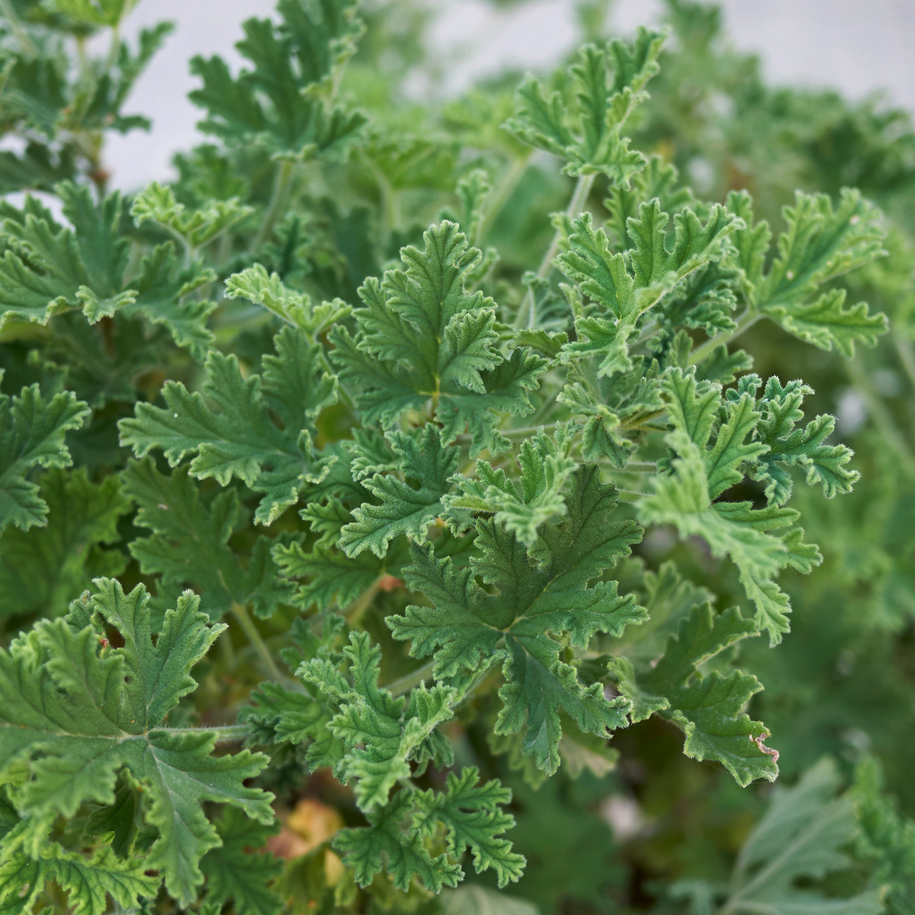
(753, 376, 858, 504)
(638, 369, 824, 643)
(331, 221, 546, 454)
(505, 29, 665, 183)
(0, 837, 158, 915)
(411, 767, 525, 889)
(443, 427, 577, 548)
(298, 631, 458, 811)
(132, 181, 253, 247)
(339, 425, 459, 559)
(333, 791, 462, 893)
(731, 189, 888, 357)
(224, 264, 350, 339)
(557, 204, 741, 375)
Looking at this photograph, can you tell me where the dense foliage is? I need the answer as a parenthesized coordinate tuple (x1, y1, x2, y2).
(1, 0, 914, 912)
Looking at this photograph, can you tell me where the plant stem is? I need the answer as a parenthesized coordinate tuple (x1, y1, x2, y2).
(517, 173, 596, 329)
(386, 660, 437, 697)
(0, 0, 37, 55)
(167, 724, 251, 742)
(105, 22, 121, 73)
(602, 461, 657, 475)
(893, 333, 915, 392)
(343, 577, 383, 624)
(688, 308, 762, 365)
(478, 155, 530, 244)
(500, 422, 559, 439)
(609, 485, 652, 498)
(252, 159, 295, 251)
(231, 602, 284, 682)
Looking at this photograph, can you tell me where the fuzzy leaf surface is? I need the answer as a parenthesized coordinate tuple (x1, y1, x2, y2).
(505, 29, 664, 183)
(331, 221, 546, 454)
(0, 379, 90, 533)
(390, 466, 644, 774)
(0, 579, 273, 905)
(611, 603, 777, 786)
(121, 459, 293, 620)
(120, 327, 336, 525)
(731, 189, 887, 356)
(0, 468, 127, 621)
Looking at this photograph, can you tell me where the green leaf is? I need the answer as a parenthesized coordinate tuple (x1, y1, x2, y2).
(121, 459, 293, 620)
(0, 838, 158, 915)
(298, 632, 458, 811)
(444, 427, 577, 548)
(0, 468, 127, 621)
(753, 377, 858, 504)
(773, 288, 888, 359)
(273, 539, 387, 613)
(390, 466, 644, 774)
(0, 183, 132, 327)
(339, 425, 458, 559)
(131, 181, 253, 247)
(0, 579, 274, 905)
(612, 603, 777, 786)
(126, 242, 216, 360)
(720, 759, 883, 914)
(332, 221, 546, 454)
(0, 377, 90, 533)
(0, 185, 215, 356)
(120, 326, 337, 525)
(733, 189, 888, 356)
(224, 264, 350, 338)
(557, 204, 741, 376)
(200, 809, 283, 915)
(188, 0, 365, 160)
(505, 29, 664, 183)
(638, 369, 824, 643)
(411, 767, 525, 889)
(333, 791, 462, 893)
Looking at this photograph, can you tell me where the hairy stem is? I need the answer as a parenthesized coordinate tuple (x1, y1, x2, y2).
(386, 659, 437, 697)
(167, 724, 252, 742)
(252, 159, 295, 251)
(517, 173, 596, 329)
(343, 577, 383, 624)
(688, 309, 763, 364)
(893, 332, 915, 392)
(231, 602, 284, 682)
(478, 155, 530, 244)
